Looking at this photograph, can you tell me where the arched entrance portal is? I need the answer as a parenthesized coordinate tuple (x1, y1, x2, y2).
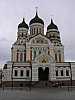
(38, 67, 43, 81)
(38, 67, 49, 81)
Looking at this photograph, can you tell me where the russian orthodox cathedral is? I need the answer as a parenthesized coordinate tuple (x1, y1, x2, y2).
(2, 10, 75, 87)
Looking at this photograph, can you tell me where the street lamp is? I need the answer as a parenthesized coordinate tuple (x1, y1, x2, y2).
(12, 62, 14, 89)
(1, 71, 2, 88)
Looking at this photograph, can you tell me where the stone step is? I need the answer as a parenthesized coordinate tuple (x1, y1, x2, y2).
(32, 81, 53, 88)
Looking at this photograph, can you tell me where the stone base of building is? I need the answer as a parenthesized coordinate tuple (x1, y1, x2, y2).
(1, 80, 75, 88)
(2, 81, 31, 87)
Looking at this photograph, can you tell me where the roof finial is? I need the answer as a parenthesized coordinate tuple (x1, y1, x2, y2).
(35, 6, 38, 16)
(51, 18, 53, 24)
(50, 14, 54, 24)
(23, 17, 25, 22)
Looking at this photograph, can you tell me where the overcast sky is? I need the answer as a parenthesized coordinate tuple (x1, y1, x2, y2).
(0, 0, 75, 64)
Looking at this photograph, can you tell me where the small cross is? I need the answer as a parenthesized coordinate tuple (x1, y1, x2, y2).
(35, 6, 38, 13)
(50, 14, 54, 19)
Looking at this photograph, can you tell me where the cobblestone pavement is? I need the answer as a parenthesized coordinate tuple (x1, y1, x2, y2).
(0, 87, 75, 100)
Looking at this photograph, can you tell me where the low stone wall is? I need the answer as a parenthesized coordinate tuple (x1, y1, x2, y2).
(2, 81, 31, 87)
(1, 80, 75, 88)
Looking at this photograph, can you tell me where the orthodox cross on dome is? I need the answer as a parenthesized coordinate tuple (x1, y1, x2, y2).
(50, 14, 54, 22)
(23, 17, 25, 22)
(35, 6, 38, 16)
(23, 17, 26, 22)
(50, 14, 54, 19)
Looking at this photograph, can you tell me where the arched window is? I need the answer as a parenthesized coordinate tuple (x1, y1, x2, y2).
(20, 70, 23, 76)
(24, 52, 26, 62)
(22, 33, 23, 37)
(14, 70, 18, 76)
(34, 50, 36, 58)
(30, 47, 32, 61)
(39, 28, 41, 33)
(61, 70, 63, 76)
(26, 70, 29, 77)
(37, 28, 38, 34)
(55, 53, 57, 62)
(59, 53, 61, 62)
(20, 53, 23, 62)
(32, 28, 33, 34)
(56, 70, 58, 76)
(34, 28, 35, 34)
(17, 52, 19, 62)
(66, 70, 69, 76)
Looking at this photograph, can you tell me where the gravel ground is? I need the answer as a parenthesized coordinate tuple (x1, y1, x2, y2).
(0, 87, 75, 100)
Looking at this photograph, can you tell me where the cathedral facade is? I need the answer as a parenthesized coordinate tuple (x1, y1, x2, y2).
(2, 11, 75, 87)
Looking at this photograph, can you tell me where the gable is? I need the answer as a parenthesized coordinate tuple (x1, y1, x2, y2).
(34, 53, 55, 63)
(29, 34, 51, 45)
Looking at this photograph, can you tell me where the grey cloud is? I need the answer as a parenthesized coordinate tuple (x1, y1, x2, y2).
(0, 0, 75, 63)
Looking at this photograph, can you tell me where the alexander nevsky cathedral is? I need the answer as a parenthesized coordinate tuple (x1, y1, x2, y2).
(2, 10, 75, 87)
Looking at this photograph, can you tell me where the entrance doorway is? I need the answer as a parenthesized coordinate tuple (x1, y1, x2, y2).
(38, 67, 49, 81)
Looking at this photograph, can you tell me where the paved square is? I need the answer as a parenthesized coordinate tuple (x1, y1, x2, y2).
(0, 87, 75, 100)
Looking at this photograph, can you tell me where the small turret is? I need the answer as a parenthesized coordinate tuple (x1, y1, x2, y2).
(18, 18, 29, 38)
(47, 19, 58, 31)
(18, 18, 29, 29)
(46, 19, 61, 45)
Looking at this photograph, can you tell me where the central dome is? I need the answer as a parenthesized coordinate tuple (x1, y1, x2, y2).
(29, 11, 44, 25)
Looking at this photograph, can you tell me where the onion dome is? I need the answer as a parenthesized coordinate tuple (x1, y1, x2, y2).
(29, 11, 44, 25)
(18, 18, 29, 29)
(47, 19, 58, 30)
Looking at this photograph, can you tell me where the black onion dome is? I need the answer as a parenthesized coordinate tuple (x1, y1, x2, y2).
(47, 19, 58, 30)
(18, 18, 29, 29)
(29, 11, 44, 25)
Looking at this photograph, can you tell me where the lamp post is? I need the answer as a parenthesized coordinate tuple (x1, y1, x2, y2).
(12, 62, 14, 89)
(67, 62, 72, 92)
(69, 62, 72, 89)
(29, 63, 32, 91)
(1, 71, 4, 90)
(1, 71, 2, 88)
